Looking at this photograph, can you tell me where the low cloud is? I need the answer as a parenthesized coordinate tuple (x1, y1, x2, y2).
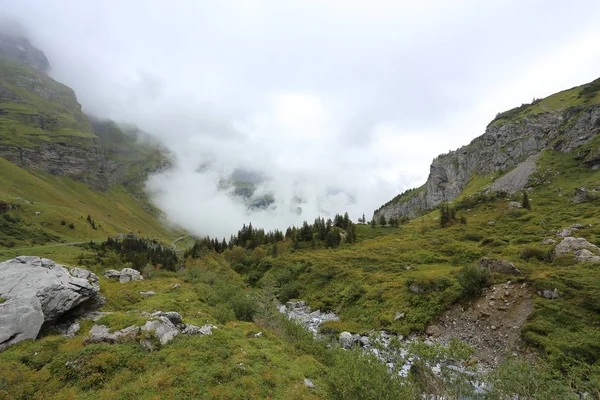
(2, 0, 600, 237)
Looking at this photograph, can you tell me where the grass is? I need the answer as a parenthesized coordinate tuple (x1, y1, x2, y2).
(0, 157, 184, 264)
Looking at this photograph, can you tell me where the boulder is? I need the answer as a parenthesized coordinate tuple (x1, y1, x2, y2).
(556, 229, 572, 238)
(426, 325, 443, 337)
(339, 331, 355, 349)
(119, 268, 143, 283)
(408, 283, 424, 294)
(151, 311, 183, 325)
(0, 257, 103, 351)
(394, 312, 405, 321)
(304, 378, 315, 389)
(542, 238, 556, 245)
(573, 188, 596, 204)
(574, 249, 600, 263)
(140, 291, 156, 296)
(477, 258, 522, 275)
(65, 322, 81, 338)
(85, 324, 140, 344)
(141, 316, 179, 345)
(553, 237, 600, 259)
(103, 269, 121, 279)
(507, 201, 522, 210)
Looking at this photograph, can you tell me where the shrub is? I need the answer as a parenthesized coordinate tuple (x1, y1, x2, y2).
(520, 247, 546, 261)
(456, 265, 490, 299)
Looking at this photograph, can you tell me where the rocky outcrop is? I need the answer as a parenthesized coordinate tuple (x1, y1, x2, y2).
(0, 256, 104, 351)
(0, 142, 109, 190)
(0, 33, 49, 71)
(375, 102, 600, 220)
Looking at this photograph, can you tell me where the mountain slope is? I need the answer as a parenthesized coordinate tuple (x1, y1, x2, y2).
(374, 78, 600, 221)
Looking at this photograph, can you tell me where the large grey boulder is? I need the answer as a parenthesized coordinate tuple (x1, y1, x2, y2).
(574, 249, 600, 263)
(151, 311, 182, 326)
(0, 256, 103, 351)
(553, 237, 600, 260)
(477, 258, 522, 275)
(141, 316, 179, 345)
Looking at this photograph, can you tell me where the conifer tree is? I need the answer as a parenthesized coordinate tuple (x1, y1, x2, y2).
(522, 191, 531, 210)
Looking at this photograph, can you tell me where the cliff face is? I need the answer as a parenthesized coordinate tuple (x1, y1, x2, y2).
(374, 92, 600, 221)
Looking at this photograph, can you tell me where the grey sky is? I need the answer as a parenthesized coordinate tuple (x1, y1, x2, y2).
(2, 0, 600, 236)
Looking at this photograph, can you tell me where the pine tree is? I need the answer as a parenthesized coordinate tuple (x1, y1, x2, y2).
(378, 214, 387, 226)
(370, 218, 376, 228)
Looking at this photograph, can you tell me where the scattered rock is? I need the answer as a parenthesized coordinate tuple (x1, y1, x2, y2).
(181, 323, 216, 336)
(553, 237, 600, 260)
(542, 238, 556, 245)
(339, 331, 355, 349)
(141, 317, 179, 345)
(507, 201, 522, 210)
(0, 257, 104, 351)
(140, 291, 156, 296)
(574, 249, 600, 263)
(426, 325, 443, 338)
(103, 269, 121, 279)
(151, 311, 183, 326)
(65, 322, 80, 338)
(85, 324, 140, 344)
(573, 188, 596, 203)
(487, 220, 496, 226)
(409, 283, 424, 294)
(477, 258, 522, 275)
(394, 312, 405, 321)
(537, 289, 560, 299)
(556, 229, 572, 238)
(253, 331, 263, 338)
(304, 378, 315, 389)
(119, 268, 143, 283)
(171, 283, 181, 289)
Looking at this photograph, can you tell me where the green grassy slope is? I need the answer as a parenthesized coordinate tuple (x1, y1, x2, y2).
(0, 157, 181, 264)
(0, 58, 95, 148)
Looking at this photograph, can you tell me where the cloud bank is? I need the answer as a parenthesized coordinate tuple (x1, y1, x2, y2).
(2, 0, 600, 237)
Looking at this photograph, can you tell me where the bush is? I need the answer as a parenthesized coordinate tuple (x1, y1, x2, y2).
(456, 265, 490, 299)
(520, 247, 546, 261)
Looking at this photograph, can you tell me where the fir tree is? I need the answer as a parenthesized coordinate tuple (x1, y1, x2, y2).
(522, 191, 531, 210)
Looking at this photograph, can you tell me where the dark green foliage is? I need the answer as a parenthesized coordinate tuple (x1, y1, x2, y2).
(489, 98, 543, 125)
(99, 236, 179, 271)
(579, 78, 600, 100)
(520, 247, 546, 261)
(326, 229, 341, 248)
(370, 218, 376, 228)
(378, 214, 387, 226)
(456, 265, 490, 299)
(522, 191, 531, 210)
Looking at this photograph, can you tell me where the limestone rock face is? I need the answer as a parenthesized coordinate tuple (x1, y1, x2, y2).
(141, 317, 179, 345)
(374, 103, 600, 220)
(0, 256, 104, 351)
(119, 268, 143, 283)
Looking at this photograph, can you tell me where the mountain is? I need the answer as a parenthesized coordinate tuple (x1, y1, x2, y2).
(0, 33, 181, 256)
(1, 35, 600, 399)
(374, 79, 600, 221)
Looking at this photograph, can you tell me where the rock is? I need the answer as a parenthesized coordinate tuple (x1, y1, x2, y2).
(140, 339, 156, 351)
(141, 317, 179, 345)
(254, 331, 263, 338)
(542, 238, 556, 245)
(574, 249, 600, 263)
(477, 258, 522, 275)
(394, 312, 405, 321)
(171, 283, 181, 289)
(304, 378, 315, 389)
(180, 323, 216, 335)
(573, 188, 596, 203)
(507, 201, 522, 210)
(85, 324, 140, 344)
(553, 237, 600, 260)
(426, 325, 443, 337)
(537, 289, 560, 299)
(408, 283, 424, 294)
(359, 336, 371, 347)
(119, 268, 143, 283)
(571, 223, 585, 230)
(0, 257, 104, 351)
(487, 220, 496, 225)
(65, 322, 80, 338)
(140, 291, 156, 296)
(151, 311, 183, 326)
(339, 331, 355, 349)
(286, 301, 306, 310)
(104, 269, 121, 279)
(556, 229, 572, 238)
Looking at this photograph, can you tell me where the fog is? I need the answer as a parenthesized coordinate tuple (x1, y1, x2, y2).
(2, 0, 600, 237)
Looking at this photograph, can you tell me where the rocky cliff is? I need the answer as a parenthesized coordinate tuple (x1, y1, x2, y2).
(0, 33, 168, 191)
(374, 80, 600, 221)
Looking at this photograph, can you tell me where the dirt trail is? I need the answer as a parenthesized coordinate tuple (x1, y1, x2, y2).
(429, 282, 534, 367)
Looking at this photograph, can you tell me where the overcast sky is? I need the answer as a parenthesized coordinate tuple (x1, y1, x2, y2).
(2, 0, 600, 237)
